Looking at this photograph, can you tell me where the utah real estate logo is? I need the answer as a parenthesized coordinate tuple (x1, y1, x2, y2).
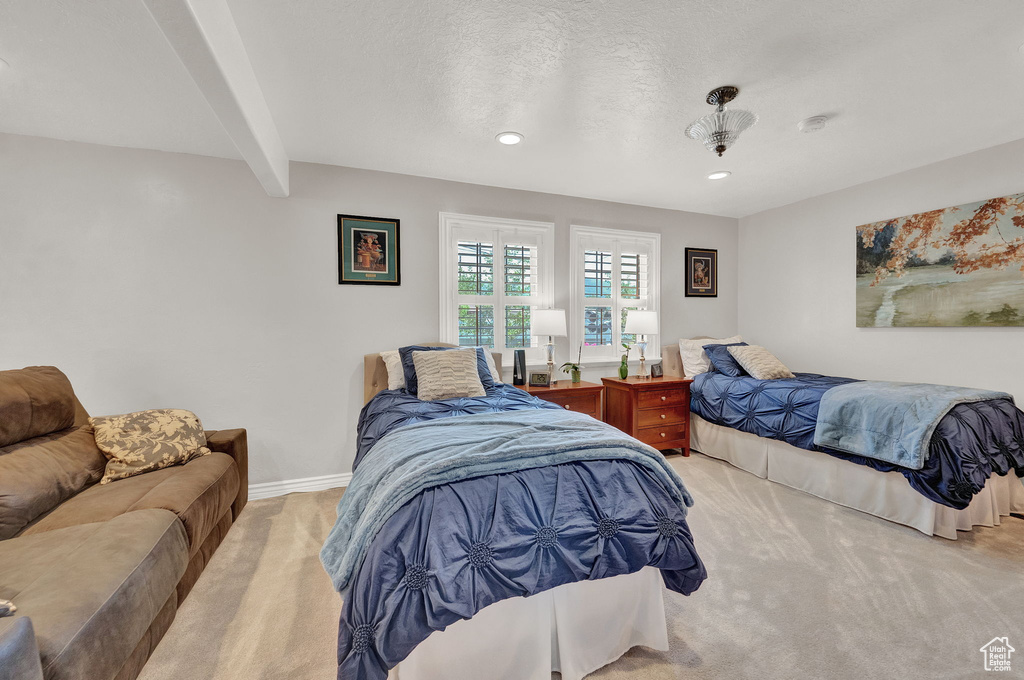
(980, 637, 1014, 672)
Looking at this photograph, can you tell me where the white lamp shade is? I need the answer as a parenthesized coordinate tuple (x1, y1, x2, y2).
(624, 310, 659, 335)
(532, 308, 567, 337)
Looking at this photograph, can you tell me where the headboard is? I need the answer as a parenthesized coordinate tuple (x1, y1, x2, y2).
(363, 343, 504, 404)
(661, 336, 715, 378)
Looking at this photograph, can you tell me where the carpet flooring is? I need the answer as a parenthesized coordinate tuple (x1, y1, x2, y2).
(138, 453, 1024, 680)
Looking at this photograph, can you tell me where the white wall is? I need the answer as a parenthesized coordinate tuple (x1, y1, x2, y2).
(739, 137, 1024, 401)
(0, 133, 737, 484)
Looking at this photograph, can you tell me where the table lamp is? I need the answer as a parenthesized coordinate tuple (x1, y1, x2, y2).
(624, 310, 658, 378)
(532, 308, 567, 378)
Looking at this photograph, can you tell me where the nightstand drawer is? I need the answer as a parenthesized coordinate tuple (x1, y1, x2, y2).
(637, 422, 688, 447)
(637, 405, 687, 428)
(549, 394, 599, 416)
(637, 389, 686, 409)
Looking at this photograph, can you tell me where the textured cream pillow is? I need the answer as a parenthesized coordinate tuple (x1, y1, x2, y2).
(727, 345, 796, 380)
(412, 349, 486, 401)
(380, 350, 406, 390)
(679, 335, 742, 376)
(89, 409, 211, 484)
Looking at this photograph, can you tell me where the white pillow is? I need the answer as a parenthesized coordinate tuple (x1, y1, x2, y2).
(413, 349, 486, 401)
(678, 335, 742, 377)
(478, 347, 502, 384)
(379, 350, 405, 390)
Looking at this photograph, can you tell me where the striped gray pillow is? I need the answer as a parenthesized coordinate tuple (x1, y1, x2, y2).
(727, 345, 796, 380)
(413, 348, 486, 401)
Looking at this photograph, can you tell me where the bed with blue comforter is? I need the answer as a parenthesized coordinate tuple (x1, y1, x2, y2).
(690, 372, 1024, 509)
(322, 384, 707, 680)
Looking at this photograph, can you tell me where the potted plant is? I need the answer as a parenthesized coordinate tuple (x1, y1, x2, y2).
(618, 343, 631, 379)
(560, 345, 584, 384)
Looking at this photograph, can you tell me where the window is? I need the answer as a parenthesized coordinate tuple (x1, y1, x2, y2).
(440, 213, 554, 360)
(570, 225, 660, 363)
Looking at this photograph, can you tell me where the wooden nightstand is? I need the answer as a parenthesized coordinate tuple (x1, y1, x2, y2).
(601, 376, 693, 455)
(515, 380, 604, 419)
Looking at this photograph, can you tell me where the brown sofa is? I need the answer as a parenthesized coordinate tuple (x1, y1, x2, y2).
(0, 367, 247, 680)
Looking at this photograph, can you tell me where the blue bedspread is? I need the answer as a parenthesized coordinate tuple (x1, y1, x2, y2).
(814, 381, 1014, 470)
(330, 386, 707, 680)
(691, 372, 1024, 509)
(353, 384, 560, 470)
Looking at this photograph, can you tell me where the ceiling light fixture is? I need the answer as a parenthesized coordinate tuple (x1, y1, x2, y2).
(496, 131, 524, 145)
(797, 115, 828, 133)
(685, 86, 758, 157)
(707, 171, 731, 180)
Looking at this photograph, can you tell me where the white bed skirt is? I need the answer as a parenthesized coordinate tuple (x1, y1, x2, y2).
(388, 566, 668, 680)
(691, 414, 1024, 539)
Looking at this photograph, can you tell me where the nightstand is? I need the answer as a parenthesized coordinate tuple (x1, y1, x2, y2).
(515, 380, 604, 419)
(601, 376, 692, 455)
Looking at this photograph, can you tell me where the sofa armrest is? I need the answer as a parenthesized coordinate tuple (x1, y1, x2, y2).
(0, 617, 44, 680)
(205, 429, 248, 519)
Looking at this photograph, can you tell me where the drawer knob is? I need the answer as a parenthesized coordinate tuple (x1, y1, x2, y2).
(660, 432, 666, 438)
(660, 414, 667, 419)
(564, 404, 570, 409)
(661, 396, 667, 401)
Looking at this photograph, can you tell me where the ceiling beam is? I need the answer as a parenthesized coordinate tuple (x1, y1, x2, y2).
(142, 0, 289, 197)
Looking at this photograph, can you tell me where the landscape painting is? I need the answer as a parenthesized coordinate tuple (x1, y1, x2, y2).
(856, 192, 1024, 327)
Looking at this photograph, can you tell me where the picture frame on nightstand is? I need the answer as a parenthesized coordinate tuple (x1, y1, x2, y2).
(650, 363, 664, 378)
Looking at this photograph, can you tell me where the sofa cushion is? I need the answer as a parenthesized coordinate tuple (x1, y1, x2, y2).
(89, 409, 212, 485)
(0, 425, 107, 540)
(20, 453, 239, 558)
(0, 510, 188, 680)
(0, 367, 76, 448)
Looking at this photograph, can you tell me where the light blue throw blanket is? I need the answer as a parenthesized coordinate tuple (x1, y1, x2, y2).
(813, 381, 1013, 469)
(320, 408, 693, 594)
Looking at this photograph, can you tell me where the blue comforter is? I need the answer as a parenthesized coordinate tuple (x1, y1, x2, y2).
(691, 372, 1024, 509)
(330, 385, 707, 680)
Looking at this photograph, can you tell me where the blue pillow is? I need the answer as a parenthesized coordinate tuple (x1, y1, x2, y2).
(398, 346, 495, 395)
(702, 342, 749, 377)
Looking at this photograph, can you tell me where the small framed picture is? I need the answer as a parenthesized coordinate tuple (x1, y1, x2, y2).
(685, 247, 717, 297)
(529, 371, 551, 387)
(650, 363, 664, 378)
(338, 214, 401, 285)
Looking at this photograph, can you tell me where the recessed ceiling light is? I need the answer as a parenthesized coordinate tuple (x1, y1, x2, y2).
(496, 131, 524, 145)
(707, 171, 731, 180)
(798, 116, 828, 133)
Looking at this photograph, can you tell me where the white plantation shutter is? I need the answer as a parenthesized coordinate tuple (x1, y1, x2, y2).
(570, 226, 660, 363)
(440, 213, 554, 361)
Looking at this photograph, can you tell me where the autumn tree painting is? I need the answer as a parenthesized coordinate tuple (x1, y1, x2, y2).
(856, 192, 1024, 327)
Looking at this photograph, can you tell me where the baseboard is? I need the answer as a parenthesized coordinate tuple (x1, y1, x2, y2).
(248, 472, 353, 501)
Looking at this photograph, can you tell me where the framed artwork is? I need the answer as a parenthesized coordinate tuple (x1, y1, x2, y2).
(650, 362, 664, 378)
(338, 214, 401, 285)
(685, 247, 717, 297)
(529, 371, 551, 387)
(856, 191, 1024, 327)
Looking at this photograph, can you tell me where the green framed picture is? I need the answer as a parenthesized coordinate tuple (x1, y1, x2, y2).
(338, 214, 401, 285)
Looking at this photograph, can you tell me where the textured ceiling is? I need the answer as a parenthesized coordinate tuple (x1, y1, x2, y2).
(2, 0, 1024, 217)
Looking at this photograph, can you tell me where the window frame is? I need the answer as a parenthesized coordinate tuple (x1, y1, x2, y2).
(569, 225, 661, 364)
(439, 212, 555, 362)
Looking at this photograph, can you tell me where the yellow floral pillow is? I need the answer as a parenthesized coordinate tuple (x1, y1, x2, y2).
(89, 409, 211, 484)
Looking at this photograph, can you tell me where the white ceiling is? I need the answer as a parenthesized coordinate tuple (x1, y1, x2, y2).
(2, 0, 1023, 218)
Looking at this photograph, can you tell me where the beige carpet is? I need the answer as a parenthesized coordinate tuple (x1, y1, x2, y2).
(138, 454, 1024, 680)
